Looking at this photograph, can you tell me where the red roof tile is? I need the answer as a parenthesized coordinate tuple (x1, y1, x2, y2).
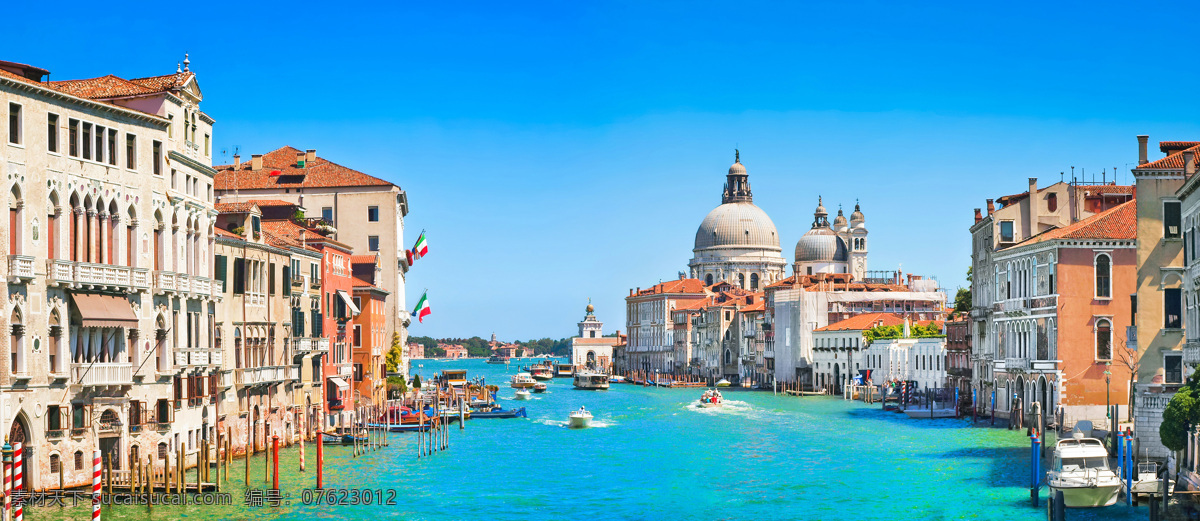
(127, 72, 193, 92)
(48, 75, 154, 98)
(632, 278, 709, 296)
(214, 147, 394, 191)
(214, 227, 242, 239)
(215, 202, 257, 213)
(1017, 199, 1135, 245)
(1136, 142, 1200, 170)
(1160, 141, 1200, 153)
(350, 254, 378, 266)
(816, 313, 907, 332)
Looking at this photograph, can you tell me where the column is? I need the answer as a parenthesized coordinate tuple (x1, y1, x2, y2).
(172, 223, 180, 273)
(110, 215, 121, 267)
(74, 208, 85, 262)
(98, 212, 109, 265)
(87, 209, 98, 263)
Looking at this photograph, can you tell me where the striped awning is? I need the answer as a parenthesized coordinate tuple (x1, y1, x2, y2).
(71, 294, 139, 328)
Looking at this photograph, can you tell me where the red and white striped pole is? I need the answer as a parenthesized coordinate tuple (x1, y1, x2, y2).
(3, 439, 12, 521)
(13, 442, 22, 521)
(92, 449, 102, 521)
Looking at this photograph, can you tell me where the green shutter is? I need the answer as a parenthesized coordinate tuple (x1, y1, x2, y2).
(283, 266, 291, 296)
(214, 255, 227, 285)
(233, 258, 245, 295)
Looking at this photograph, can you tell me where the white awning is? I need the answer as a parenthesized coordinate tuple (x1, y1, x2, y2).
(337, 290, 360, 316)
(328, 377, 349, 390)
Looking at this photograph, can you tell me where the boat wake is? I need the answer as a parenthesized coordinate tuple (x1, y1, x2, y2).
(535, 418, 615, 428)
(687, 399, 754, 415)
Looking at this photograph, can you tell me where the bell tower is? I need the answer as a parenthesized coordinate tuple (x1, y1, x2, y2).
(722, 150, 753, 204)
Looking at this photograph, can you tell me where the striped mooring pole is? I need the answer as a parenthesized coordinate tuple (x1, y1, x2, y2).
(3, 438, 12, 521)
(92, 449, 102, 521)
(13, 442, 23, 521)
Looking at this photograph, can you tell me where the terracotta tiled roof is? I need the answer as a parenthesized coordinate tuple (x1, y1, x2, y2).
(214, 227, 242, 239)
(765, 274, 911, 292)
(1017, 199, 1135, 245)
(214, 146, 394, 190)
(215, 202, 257, 213)
(816, 313, 907, 332)
(633, 278, 708, 296)
(1077, 184, 1135, 195)
(574, 337, 620, 345)
(741, 300, 766, 312)
(351, 276, 382, 290)
(1136, 142, 1200, 170)
(127, 72, 193, 92)
(246, 199, 298, 208)
(1160, 141, 1200, 153)
(260, 220, 321, 252)
(672, 299, 709, 312)
(48, 75, 154, 99)
(350, 254, 378, 266)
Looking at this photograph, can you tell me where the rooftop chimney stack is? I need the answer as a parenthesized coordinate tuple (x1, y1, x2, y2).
(306, 149, 317, 163)
(974, 208, 982, 224)
(251, 154, 263, 171)
(1028, 177, 1039, 235)
(986, 199, 995, 216)
(297, 152, 306, 167)
(1138, 135, 1149, 165)
(234, 154, 241, 169)
(1186, 150, 1196, 176)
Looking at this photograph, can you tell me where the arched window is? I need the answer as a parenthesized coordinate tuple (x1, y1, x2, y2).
(9, 307, 24, 374)
(750, 273, 759, 290)
(737, 273, 745, 289)
(1095, 254, 1111, 298)
(9, 184, 22, 255)
(1096, 319, 1112, 360)
(705, 274, 713, 286)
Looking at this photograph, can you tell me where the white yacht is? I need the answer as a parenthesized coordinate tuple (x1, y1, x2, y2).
(514, 389, 532, 400)
(569, 408, 593, 428)
(573, 372, 610, 390)
(510, 373, 537, 389)
(1047, 433, 1120, 508)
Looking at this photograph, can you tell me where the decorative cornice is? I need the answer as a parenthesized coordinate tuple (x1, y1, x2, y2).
(168, 150, 218, 178)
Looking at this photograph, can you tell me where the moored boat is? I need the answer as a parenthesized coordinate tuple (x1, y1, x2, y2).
(486, 354, 510, 364)
(574, 372, 610, 390)
(530, 366, 554, 380)
(470, 407, 528, 419)
(715, 378, 731, 387)
(555, 363, 575, 378)
(569, 407, 593, 428)
(901, 407, 957, 419)
(609, 375, 626, 383)
(1047, 433, 1120, 508)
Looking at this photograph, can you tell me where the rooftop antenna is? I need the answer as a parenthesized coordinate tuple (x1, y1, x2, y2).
(1102, 168, 1106, 184)
(1060, 171, 1064, 183)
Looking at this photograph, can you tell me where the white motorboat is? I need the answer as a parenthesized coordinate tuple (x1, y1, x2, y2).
(1047, 433, 1120, 508)
(715, 378, 731, 387)
(514, 389, 532, 400)
(698, 389, 724, 408)
(510, 373, 537, 389)
(1125, 461, 1173, 498)
(574, 372, 610, 390)
(609, 375, 626, 384)
(902, 407, 957, 419)
(569, 409, 593, 428)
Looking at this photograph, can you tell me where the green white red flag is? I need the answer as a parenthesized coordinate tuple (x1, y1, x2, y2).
(406, 231, 429, 265)
(413, 292, 431, 323)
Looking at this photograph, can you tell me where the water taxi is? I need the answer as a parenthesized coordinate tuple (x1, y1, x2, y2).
(530, 365, 554, 380)
(609, 375, 626, 384)
(470, 406, 528, 419)
(1047, 433, 1120, 507)
(511, 372, 537, 389)
(533, 383, 548, 393)
(698, 389, 724, 408)
(573, 372, 610, 390)
(514, 389, 532, 400)
(486, 354, 510, 364)
(569, 407, 593, 428)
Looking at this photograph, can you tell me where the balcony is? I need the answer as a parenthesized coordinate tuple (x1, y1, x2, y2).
(337, 363, 353, 378)
(295, 337, 330, 355)
(153, 271, 176, 293)
(1030, 295, 1057, 310)
(993, 298, 1031, 316)
(72, 362, 133, 386)
(7, 255, 34, 283)
(291, 275, 305, 288)
(235, 365, 295, 387)
(1185, 340, 1200, 366)
(1003, 357, 1030, 372)
(1127, 326, 1137, 353)
(174, 348, 222, 367)
(44, 259, 151, 292)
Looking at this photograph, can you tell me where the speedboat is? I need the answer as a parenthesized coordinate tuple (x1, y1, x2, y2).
(1047, 433, 1120, 507)
(514, 389, 532, 400)
(470, 407, 527, 419)
(1125, 461, 1173, 499)
(715, 378, 731, 387)
(532, 383, 548, 393)
(574, 372, 610, 390)
(569, 409, 593, 428)
(698, 389, 724, 408)
(511, 373, 537, 389)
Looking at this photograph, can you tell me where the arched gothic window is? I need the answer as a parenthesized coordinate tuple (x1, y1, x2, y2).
(1095, 318, 1112, 360)
(1095, 254, 1111, 298)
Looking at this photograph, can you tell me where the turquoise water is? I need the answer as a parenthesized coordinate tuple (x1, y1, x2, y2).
(52, 358, 1143, 520)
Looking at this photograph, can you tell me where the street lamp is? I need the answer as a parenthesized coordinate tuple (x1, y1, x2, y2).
(1104, 361, 1112, 427)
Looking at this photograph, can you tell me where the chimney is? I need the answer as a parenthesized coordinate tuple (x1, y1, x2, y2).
(233, 154, 241, 169)
(251, 154, 263, 171)
(974, 208, 982, 223)
(296, 152, 306, 167)
(1028, 177, 1038, 234)
(1186, 150, 1196, 176)
(306, 149, 316, 163)
(1138, 135, 1149, 165)
(986, 199, 995, 216)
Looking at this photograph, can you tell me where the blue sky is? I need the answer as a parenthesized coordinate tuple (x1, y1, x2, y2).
(10, 1, 1200, 340)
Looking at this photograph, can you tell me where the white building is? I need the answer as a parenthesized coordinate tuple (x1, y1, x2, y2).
(571, 302, 619, 372)
(862, 335, 949, 391)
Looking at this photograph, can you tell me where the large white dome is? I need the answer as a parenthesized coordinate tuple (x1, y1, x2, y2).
(694, 202, 782, 252)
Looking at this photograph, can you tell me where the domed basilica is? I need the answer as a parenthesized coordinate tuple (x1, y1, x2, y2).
(688, 152, 869, 289)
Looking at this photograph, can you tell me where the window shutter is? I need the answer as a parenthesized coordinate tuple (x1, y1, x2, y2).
(215, 255, 227, 285)
(269, 263, 276, 295)
(283, 266, 291, 296)
(233, 258, 245, 294)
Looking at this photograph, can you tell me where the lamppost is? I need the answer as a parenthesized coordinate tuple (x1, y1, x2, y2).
(1104, 361, 1112, 428)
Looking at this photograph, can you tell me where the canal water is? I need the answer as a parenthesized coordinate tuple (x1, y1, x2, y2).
(56, 358, 1143, 520)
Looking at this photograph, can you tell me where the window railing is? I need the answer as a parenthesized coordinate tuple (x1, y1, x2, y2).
(7, 255, 35, 282)
(47, 428, 66, 439)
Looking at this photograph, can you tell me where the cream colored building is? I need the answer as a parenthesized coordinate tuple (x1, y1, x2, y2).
(1, 56, 220, 490)
(570, 303, 619, 372)
(214, 147, 409, 376)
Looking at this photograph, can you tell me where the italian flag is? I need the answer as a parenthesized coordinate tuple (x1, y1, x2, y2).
(411, 232, 429, 261)
(413, 292, 431, 323)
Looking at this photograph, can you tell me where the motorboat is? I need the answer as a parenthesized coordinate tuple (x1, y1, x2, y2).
(1047, 433, 1121, 508)
(698, 389, 724, 408)
(715, 378, 731, 387)
(574, 372, 610, 390)
(486, 354, 510, 364)
(1125, 460, 1173, 499)
(555, 364, 575, 377)
(470, 407, 528, 419)
(529, 365, 554, 380)
(609, 375, 626, 384)
(532, 383, 548, 393)
(514, 389, 532, 400)
(569, 408, 593, 428)
(510, 373, 537, 389)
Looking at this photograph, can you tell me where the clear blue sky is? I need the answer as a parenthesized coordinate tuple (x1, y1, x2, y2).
(10, 2, 1200, 340)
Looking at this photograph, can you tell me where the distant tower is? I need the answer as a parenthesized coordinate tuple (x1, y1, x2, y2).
(849, 201, 869, 280)
(578, 300, 602, 339)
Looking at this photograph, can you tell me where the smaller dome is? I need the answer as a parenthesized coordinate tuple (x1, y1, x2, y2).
(795, 227, 849, 263)
(832, 208, 848, 230)
(728, 161, 746, 176)
(815, 196, 827, 218)
(850, 202, 865, 224)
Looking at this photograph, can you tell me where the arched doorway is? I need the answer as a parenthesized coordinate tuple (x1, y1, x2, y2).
(1038, 375, 1049, 423)
(586, 350, 596, 369)
(98, 408, 121, 469)
(833, 363, 841, 394)
(9, 413, 32, 489)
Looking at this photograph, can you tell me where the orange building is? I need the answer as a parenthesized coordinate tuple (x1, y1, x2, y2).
(352, 275, 390, 406)
(990, 199, 1136, 426)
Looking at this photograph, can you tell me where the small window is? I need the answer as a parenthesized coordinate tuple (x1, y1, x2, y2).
(168, 114, 174, 138)
(1165, 201, 1182, 239)
(50, 454, 60, 473)
(68, 119, 79, 157)
(1095, 254, 1111, 298)
(1096, 319, 1111, 360)
(126, 134, 137, 169)
(47, 113, 59, 152)
(204, 133, 210, 156)
(152, 140, 162, 175)
(107, 129, 117, 165)
(82, 123, 92, 159)
(74, 451, 84, 471)
(999, 221, 1015, 243)
(368, 236, 379, 252)
(171, 170, 178, 190)
(1166, 354, 1184, 384)
(368, 206, 379, 222)
(1047, 192, 1058, 212)
(322, 207, 333, 223)
(8, 103, 21, 144)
